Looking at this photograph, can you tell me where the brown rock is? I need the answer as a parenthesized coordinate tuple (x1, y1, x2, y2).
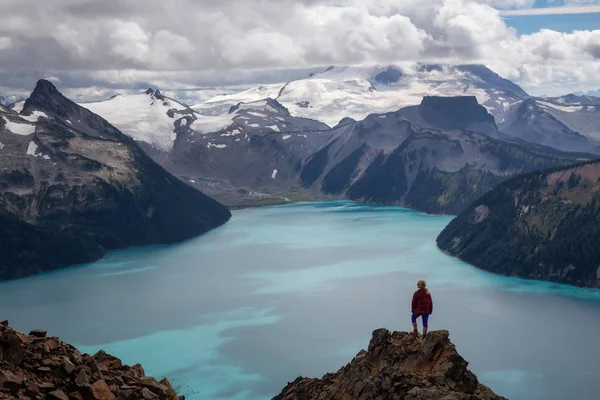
(89, 380, 115, 400)
(28, 330, 47, 338)
(75, 369, 90, 387)
(130, 364, 145, 378)
(69, 391, 85, 400)
(140, 387, 159, 400)
(0, 321, 7, 327)
(139, 377, 169, 395)
(48, 389, 69, 400)
(0, 330, 24, 364)
(0, 369, 24, 393)
(36, 367, 51, 373)
(37, 382, 56, 392)
(92, 350, 122, 370)
(61, 358, 75, 375)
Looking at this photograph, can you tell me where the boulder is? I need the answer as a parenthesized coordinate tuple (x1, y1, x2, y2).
(29, 330, 47, 338)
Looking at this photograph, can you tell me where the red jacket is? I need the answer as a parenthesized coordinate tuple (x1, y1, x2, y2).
(412, 289, 433, 315)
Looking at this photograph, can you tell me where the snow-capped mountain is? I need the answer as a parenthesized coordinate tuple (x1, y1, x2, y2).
(80, 89, 329, 153)
(0, 94, 24, 106)
(546, 94, 600, 106)
(193, 64, 527, 127)
(531, 96, 600, 142)
(81, 89, 203, 152)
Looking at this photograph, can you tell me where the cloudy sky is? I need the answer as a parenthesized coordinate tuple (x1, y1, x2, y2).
(1, 0, 599, 102)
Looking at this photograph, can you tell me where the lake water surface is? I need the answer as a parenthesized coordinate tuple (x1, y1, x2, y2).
(1, 201, 599, 400)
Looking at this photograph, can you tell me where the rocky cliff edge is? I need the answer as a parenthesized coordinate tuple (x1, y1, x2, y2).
(274, 328, 505, 400)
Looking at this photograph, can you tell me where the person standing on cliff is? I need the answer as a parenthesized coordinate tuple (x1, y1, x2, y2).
(411, 280, 433, 337)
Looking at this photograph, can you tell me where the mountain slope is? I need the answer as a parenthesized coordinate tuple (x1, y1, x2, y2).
(437, 161, 600, 288)
(499, 99, 599, 154)
(533, 97, 600, 142)
(0, 80, 231, 281)
(345, 126, 584, 214)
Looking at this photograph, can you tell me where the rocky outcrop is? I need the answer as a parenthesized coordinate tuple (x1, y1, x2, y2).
(0, 321, 181, 400)
(274, 329, 505, 400)
(437, 160, 600, 288)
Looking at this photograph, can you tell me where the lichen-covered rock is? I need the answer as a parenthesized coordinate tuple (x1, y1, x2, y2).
(0, 322, 183, 400)
(273, 329, 505, 400)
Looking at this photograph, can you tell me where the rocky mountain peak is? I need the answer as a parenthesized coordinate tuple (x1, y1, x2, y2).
(22, 79, 67, 115)
(274, 328, 505, 400)
(228, 98, 290, 116)
(418, 95, 497, 130)
(144, 88, 165, 101)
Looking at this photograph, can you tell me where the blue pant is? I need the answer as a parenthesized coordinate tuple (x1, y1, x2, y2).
(411, 312, 429, 328)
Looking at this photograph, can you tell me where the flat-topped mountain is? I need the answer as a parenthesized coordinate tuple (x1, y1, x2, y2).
(274, 328, 505, 400)
(437, 160, 600, 288)
(0, 80, 231, 281)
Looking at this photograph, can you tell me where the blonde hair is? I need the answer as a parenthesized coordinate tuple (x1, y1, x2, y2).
(417, 280, 429, 293)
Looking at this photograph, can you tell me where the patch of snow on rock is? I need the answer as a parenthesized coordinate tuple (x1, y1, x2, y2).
(267, 125, 280, 132)
(26, 141, 38, 156)
(2, 117, 36, 136)
(21, 111, 49, 122)
(271, 169, 278, 179)
(207, 142, 227, 149)
(537, 101, 583, 113)
(282, 134, 292, 140)
(11, 101, 25, 113)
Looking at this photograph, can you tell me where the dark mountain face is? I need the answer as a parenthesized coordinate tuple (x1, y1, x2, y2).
(499, 99, 599, 154)
(437, 161, 600, 288)
(345, 127, 582, 214)
(416, 96, 497, 131)
(0, 80, 231, 281)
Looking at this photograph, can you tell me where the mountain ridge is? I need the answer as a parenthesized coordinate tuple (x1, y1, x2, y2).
(436, 159, 600, 288)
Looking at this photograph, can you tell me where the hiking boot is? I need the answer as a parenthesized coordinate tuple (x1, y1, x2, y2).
(413, 329, 419, 336)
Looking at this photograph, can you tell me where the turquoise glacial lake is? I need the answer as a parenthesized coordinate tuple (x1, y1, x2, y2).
(1, 201, 599, 399)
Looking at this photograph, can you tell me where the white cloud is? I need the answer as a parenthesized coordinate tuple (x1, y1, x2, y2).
(0, 0, 599, 97)
(109, 21, 151, 64)
(0, 37, 12, 50)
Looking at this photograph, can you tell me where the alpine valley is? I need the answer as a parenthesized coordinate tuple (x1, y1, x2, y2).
(74, 64, 599, 213)
(3, 64, 600, 285)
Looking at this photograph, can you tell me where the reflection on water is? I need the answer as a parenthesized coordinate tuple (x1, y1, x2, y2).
(0, 201, 599, 400)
